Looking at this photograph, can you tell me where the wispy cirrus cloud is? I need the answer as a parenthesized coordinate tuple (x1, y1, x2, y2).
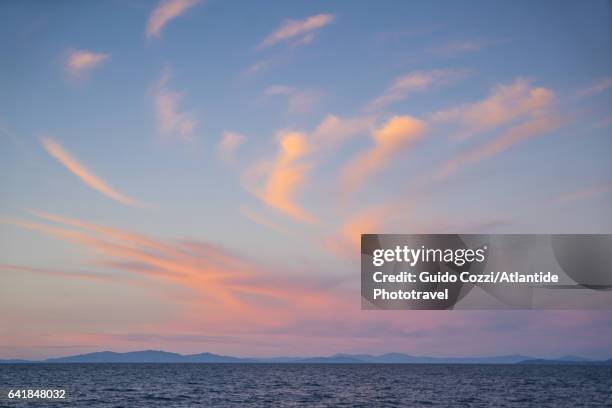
(153, 68, 197, 140)
(433, 78, 556, 139)
(41, 138, 145, 208)
(1, 211, 335, 333)
(257, 14, 335, 50)
(4, 212, 610, 358)
(577, 76, 612, 98)
(367, 69, 466, 112)
(146, 0, 202, 38)
(339, 116, 427, 194)
(216, 131, 246, 164)
(65, 49, 110, 77)
(434, 79, 563, 177)
(438, 115, 563, 177)
(263, 85, 323, 114)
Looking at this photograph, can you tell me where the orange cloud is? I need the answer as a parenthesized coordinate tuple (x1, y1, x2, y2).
(257, 14, 334, 50)
(2, 211, 335, 333)
(41, 138, 145, 208)
(368, 69, 465, 111)
(433, 78, 555, 139)
(65, 49, 109, 76)
(340, 116, 427, 194)
(146, 0, 202, 38)
(153, 68, 196, 140)
(261, 132, 316, 223)
(241, 114, 373, 223)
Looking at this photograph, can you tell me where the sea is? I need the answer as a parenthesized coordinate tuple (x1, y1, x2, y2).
(1, 363, 611, 407)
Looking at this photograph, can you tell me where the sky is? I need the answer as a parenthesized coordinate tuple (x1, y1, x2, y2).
(1, 0, 611, 360)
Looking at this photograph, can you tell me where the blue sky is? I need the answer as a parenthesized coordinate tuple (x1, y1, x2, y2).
(0, 0, 611, 359)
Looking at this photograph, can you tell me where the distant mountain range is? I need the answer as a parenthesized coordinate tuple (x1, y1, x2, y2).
(2, 350, 611, 365)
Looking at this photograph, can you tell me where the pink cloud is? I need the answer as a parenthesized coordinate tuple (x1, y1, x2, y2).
(41, 137, 146, 208)
(257, 14, 335, 50)
(65, 49, 109, 76)
(146, 0, 202, 38)
(367, 69, 466, 111)
(433, 78, 555, 139)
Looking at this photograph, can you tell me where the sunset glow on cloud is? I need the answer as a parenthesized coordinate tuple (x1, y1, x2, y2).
(368, 69, 465, 111)
(261, 131, 316, 223)
(65, 49, 109, 76)
(257, 13, 335, 50)
(340, 116, 427, 194)
(41, 138, 145, 208)
(433, 79, 556, 139)
(146, 0, 202, 38)
(2, 1, 612, 361)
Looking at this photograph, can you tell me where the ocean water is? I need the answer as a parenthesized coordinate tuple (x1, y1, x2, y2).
(1, 363, 611, 407)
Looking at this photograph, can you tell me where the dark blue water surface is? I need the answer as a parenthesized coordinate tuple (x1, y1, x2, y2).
(1, 363, 611, 407)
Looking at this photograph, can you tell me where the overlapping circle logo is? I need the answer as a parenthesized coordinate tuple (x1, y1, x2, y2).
(551, 235, 612, 288)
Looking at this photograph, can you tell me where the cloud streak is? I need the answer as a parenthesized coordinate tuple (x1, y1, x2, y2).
(65, 49, 109, 76)
(433, 78, 555, 139)
(367, 69, 465, 111)
(2, 211, 334, 333)
(146, 0, 202, 38)
(257, 14, 334, 50)
(340, 116, 427, 194)
(577, 76, 612, 98)
(41, 138, 145, 208)
(438, 115, 563, 177)
(434, 79, 563, 177)
(4, 212, 611, 359)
